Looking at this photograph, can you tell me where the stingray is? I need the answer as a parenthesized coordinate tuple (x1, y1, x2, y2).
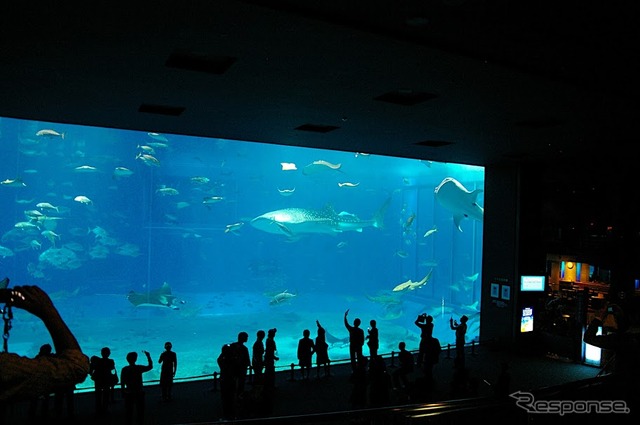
(126, 281, 185, 310)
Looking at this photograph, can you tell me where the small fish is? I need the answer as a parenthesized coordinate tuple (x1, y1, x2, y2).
(147, 132, 169, 142)
(280, 162, 297, 171)
(176, 201, 190, 209)
(36, 202, 59, 212)
(423, 225, 438, 238)
(156, 187, 179, 196)
(224, 222, 244, 235)
(137, 145, 156, 154)
(336, 241, 348, 249)
(190, 176, 210, 185)
(403, 213, 416, 230)
(146, 141, 169, 149)
(74, 165, 98, 173)
(395, 250, 409, 259)
(74, 195, 93, 205)
(15, 221, 40, 230)
(36, 129, 65, 139)
(1, 178, 27, 187)
(136, 153, 161, 167)
(41, 230, 61, 245)
(464, 272, 480, 282)
(338, 182, 360, 188)
(277, 188, 296, 196)
(274, 222, 294, 238)
(354, 152, 370, 157)
(202, 196, 224, 204)
(0, 245, 15, 258)
(113, 166, 134, 179)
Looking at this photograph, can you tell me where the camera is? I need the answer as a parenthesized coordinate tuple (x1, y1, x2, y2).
(417, 313, 426, 323)
(0, 289, 12, 304)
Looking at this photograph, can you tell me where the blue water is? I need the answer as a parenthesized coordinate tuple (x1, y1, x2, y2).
(0, 116, 484, 389)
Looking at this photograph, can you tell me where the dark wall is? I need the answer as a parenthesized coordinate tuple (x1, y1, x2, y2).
(480, 163, 520, 346)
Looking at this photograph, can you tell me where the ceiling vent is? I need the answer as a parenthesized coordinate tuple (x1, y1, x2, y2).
(138, 104, 185, 116)
(375, 90, 438, 106)
(415, 140, 453, 148)
(165, 49, 237, 75)
(295, 124, 340, 133)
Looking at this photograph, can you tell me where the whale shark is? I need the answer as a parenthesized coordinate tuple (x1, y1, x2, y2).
(434, 177, 483, 232)
(250, 197, 390, 238)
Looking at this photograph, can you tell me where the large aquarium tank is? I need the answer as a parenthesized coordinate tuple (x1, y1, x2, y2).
(0, 116, 484, 389)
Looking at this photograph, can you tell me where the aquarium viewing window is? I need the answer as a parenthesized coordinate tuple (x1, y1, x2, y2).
(0, 116, 484, 389)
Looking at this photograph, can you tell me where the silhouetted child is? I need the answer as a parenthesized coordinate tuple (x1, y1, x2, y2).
(297, 328, 316, 380)
(423, 335, 441, 381)
(90, 346, 118, 414)
(368, 354, 391, 407)
(366, 319, 379, 358)
(252, 330, 266, 385)
(315, 320, 330, 378)
(493, 360, 511, 397)
(350, 356, 368, 409)
(392, 341, 414, 390)
(120, 350, 153, 425)
(158, 341, 177, 401)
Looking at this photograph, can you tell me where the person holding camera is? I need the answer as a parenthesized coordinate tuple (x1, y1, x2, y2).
(0, 283, 89, 418)
(415, 313, 434, 367)
(449, 315, 468, 367)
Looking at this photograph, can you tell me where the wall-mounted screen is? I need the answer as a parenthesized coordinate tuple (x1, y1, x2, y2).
(0, 116, 484, 389)
(520, 275, 546, 292)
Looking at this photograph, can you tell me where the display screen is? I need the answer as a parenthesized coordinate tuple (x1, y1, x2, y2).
(0, 116, 484, 389)
(520, 307, 534, 332)
(520, 275, 546, 291)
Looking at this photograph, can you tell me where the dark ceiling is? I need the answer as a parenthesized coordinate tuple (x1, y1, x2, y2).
(1, 0, 639, 173)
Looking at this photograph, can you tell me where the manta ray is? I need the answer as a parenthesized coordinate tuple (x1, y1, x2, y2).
(126, 281, 185, 310)
(434, 177, 484, 232)
(250, 197, 390, 238)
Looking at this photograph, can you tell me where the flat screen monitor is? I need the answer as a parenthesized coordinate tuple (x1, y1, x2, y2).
(520, 275, 546, 292)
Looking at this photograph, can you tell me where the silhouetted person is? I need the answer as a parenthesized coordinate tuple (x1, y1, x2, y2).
(264, 328, 279, 389)
(423, 335, 441, 381)
(252, 330, 266, 385)
(415, 313, 434, 366)
(230, 331, 251, 399)
(90, 346, 118, 414)
(28, 343, 55, 419)
(368, 354, 391, 407)
(120, 350, 153, 425)
(366, 319, 379, 358)
(449, 357, 478, 399)
(158, 341, 177, 401)
(344, 309, 365, 373)
(297, 329, 316, 380)
(315, 320, 330, 378)
(493, 360, 511, 397)
(350, 356, 368, 409)
(392, 341, 414, 390)
(217, 343, 236, 420)
(449, 315, 468, 367)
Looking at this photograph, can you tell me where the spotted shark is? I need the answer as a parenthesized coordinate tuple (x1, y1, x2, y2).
(434, 177, 484, 232)
(250, 197, 390, 238)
